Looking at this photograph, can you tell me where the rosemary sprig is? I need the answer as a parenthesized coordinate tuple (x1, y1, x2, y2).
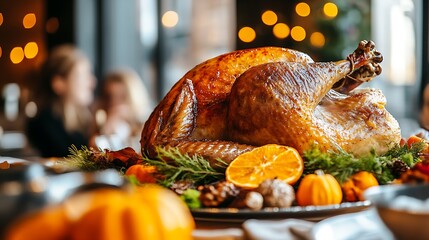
(143, 146, 227, 187)
(59, 145, 115, 171)
(303, 143, 424, 184)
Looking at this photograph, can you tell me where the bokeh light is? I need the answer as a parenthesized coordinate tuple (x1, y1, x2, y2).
(23, 13, 36, 29)
(162, 11, 179, 28)
(46, 17, 59, 33)
(0, 13, 3, 26)
(295, 3, 311, 17)
(261, 10, 278, 26)
(323, 2, 338, 18)
(273, 23, 290, 39)
(24, 42, 38, 59)
(0, 46, 2, 58)
(25, 101, 38, 118)
(10, 47, 25, 64)
(238, 27, 256, 43)
(310, 32, 326, 48)
(291, 26, 306, 42)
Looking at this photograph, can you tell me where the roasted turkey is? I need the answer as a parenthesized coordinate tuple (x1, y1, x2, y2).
(141, 40, 401, 167)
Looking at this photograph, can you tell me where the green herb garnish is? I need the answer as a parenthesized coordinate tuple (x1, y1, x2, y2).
(61, 145, 110, 171)
(143, 146, 227, 187)
(303, 142, 424, 184)
(180, 189, 201, 209)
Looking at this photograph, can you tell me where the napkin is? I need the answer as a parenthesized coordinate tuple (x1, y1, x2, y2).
(243, 219, 315, 240)
(192, 219, 315, 240)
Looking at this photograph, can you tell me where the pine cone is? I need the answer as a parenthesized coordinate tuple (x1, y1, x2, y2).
(256, 179, 295, 208)
(198, 181, 239, 207)
(390, 159, 410, 179)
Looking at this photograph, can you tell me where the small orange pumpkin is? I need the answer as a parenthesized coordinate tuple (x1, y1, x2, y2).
(342, 171, 378, 202)
(125, 164, 158, 184)
(296, 170, 343, 206)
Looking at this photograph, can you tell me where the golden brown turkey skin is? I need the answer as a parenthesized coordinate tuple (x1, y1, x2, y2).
(141, 47, 313, 165)
(227, 61, 401, 155)
(140, 40, 401, 167)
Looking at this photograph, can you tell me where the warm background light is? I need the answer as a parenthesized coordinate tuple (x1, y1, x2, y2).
(291, 26, 306, 41)
(46, 17, 59, 33)
(0, 46, 2, 58)
(273, 23, 290, 39)
(23, 13, 36, 29)
(24, 42, 38, 59)
(261, 10, 278, 26)
(295, 2, 310, 17)
(238, 26, 256, 43)
(162, 11, 179, 28)
(10, 47, 24, 64)
(0, 13, 3, 26)
(25, 101, 38, 118)
(310, 32, 325, 48)
(323, 2, 338, 18)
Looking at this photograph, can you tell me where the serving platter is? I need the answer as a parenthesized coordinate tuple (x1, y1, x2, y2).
(191, 200, 372, 223)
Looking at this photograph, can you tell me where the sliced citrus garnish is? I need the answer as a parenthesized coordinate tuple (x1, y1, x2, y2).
(226, 144, 304, 189)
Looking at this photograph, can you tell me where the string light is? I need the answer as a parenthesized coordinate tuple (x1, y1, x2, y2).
(273, 23, 290, 39)
(323, 2, 338, 18)
(24, 42, 38, 59)
(261, 10, 278, 26)
(295, 3, 311, 17)
(310, 32, 325, 47)
(10, 47, 24, 64)
(238, 27, 256, 43)
(291, 26, 306, 42)
(23, 13, 36, 29)
(0, 13, 3, 26)
(162, 11, 179, 28)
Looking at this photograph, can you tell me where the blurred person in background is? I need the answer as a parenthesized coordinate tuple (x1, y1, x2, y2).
(90, 68, 153, 151)
(26, 45, 96, 157)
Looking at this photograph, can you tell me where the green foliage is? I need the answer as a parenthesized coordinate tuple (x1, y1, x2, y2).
(143, 146, 227, 187)
(61, 145, 109, 171)
(180, 189, 201, 209)
(303, 143, 424, 184)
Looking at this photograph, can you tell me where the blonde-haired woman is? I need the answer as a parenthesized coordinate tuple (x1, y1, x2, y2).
(26, 45, 96, 157)
(92, 68, 153, 151)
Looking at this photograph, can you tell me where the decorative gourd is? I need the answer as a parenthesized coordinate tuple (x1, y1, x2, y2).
(296, 170, 343, 206)
(342, 171, 379, 202)
(125, 164, 158, 184)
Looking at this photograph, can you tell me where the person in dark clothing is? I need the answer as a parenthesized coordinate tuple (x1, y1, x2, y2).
(26, 45, 96, 157)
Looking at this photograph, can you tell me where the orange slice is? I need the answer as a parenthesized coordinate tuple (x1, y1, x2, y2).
(226, 144, 304, 189)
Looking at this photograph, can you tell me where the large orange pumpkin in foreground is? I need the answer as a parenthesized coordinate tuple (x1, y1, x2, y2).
(6, 185, 195, 240)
